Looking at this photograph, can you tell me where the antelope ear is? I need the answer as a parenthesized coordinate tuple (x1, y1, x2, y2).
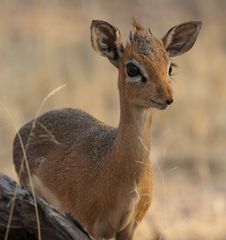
(162, 21, 202, 57)
(91, 20, 124, 68)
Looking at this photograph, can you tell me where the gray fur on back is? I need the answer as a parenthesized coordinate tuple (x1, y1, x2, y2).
(13, 108, 116, 184)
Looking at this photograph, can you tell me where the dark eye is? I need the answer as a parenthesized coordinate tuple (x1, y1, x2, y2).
(169, 63, 177, 77)
(168, 64, 173, 76)
(127, 63, 141, 77)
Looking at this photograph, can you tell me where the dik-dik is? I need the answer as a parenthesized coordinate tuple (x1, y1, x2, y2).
(13, 19, 201, 239)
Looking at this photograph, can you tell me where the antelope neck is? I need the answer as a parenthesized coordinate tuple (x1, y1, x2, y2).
(118, 99, 152, 154)
(111, 95, 152, 181)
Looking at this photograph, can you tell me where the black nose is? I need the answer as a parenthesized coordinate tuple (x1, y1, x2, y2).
(166, 99, 173, 105)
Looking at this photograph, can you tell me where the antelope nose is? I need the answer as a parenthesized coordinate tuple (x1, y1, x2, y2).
(166, 98, 173, 105)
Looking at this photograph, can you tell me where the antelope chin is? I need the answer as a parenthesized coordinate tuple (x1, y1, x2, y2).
(150, 100, 168, 110)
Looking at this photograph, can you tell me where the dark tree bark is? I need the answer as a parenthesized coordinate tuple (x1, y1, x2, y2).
(0, 173, 94, 240)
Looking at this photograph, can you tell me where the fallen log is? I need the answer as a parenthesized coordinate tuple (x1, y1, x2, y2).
(0, 173, 94, 240)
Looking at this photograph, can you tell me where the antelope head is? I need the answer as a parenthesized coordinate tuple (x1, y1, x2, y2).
(91, 19, 202, 110)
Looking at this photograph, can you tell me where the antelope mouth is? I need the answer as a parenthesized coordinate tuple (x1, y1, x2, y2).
(150, 99, 167, 110)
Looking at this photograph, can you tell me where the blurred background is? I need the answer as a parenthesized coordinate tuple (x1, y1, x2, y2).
(0, 0, 226, 239)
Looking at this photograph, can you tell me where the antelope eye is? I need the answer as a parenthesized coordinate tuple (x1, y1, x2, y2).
(168, 64, 173, 76)
(127, 63, 141, 77)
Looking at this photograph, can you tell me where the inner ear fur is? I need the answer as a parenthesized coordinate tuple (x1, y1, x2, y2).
(91, 20, 124, 68)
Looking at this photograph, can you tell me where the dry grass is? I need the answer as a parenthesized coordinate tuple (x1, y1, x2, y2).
(1, 85, 66, 240)
(0, 1, 226, 239)
(1, 102, 42, 240)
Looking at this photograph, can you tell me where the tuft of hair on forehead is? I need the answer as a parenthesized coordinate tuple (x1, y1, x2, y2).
(129, 18, 154, 45)
(132, 18, 144, 31)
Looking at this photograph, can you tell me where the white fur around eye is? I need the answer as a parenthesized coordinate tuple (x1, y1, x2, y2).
(125, 59, 148, 82)
(126, 75, 142, 82)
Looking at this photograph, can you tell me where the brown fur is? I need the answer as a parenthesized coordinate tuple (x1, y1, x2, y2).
(13, 20, 201, 239)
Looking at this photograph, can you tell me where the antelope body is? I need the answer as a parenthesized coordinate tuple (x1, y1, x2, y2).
(13, 20, 201, 239)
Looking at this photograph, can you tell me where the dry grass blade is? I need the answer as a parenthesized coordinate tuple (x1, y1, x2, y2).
(155, 157, 167, 240)
(138, 135, 167, 240)
(1, 84, 66, 240)
(35, 84, 66, 119)
(0, 103, 42, 240)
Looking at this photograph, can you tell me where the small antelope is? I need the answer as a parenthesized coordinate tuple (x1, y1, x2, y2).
(13, 19, 201, 239)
